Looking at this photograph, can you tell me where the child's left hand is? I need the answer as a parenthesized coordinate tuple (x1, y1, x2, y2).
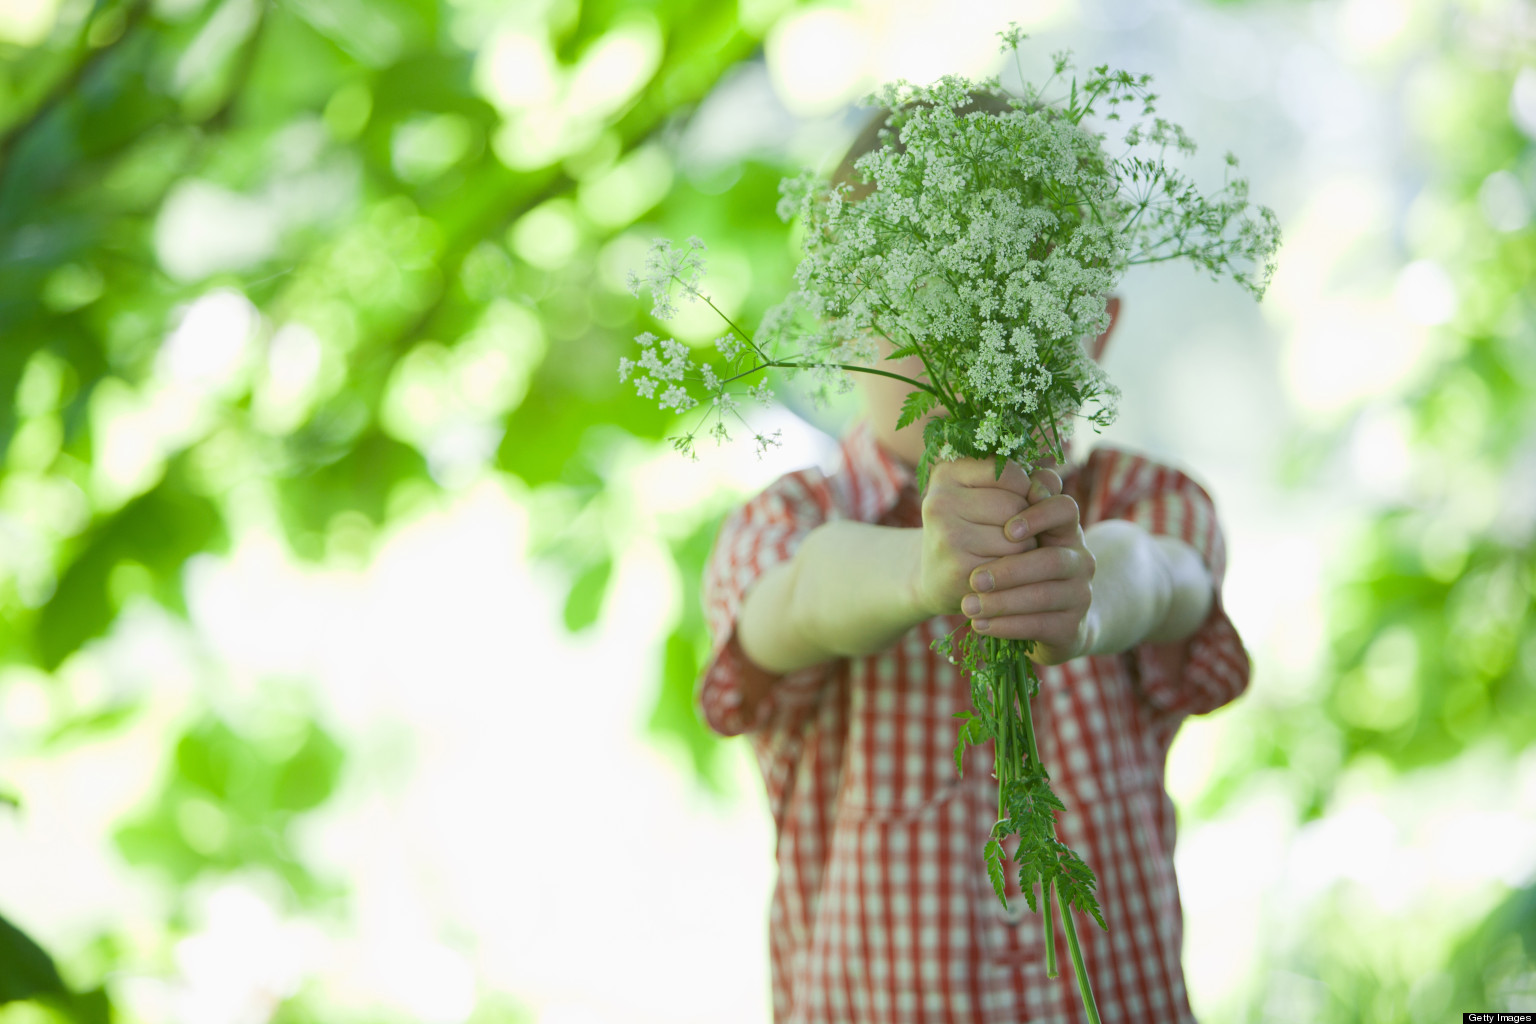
(959, 466, 1099, 665)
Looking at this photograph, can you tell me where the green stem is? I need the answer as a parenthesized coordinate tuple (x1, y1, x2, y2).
(716, 358, 944, 398)
(1044, 879, 1059, 979)
(995, 663, 1008, 823)
(1014, 651, 1100, 1023)
(686, 287, 761, 357)
(1040, 390, 1066, 465)
(1062, 907, 1102, 1024)
(1015, 654, 1042, 766)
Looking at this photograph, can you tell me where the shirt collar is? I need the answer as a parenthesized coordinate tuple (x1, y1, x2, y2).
(839, 418, 917, 523)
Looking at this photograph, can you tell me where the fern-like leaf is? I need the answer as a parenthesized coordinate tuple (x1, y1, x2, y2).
(896, 389, 938, 431)
(984, 839, 1008, 906)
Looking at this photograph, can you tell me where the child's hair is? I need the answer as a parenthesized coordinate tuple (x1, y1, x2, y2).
(830, 91, 1021, 201)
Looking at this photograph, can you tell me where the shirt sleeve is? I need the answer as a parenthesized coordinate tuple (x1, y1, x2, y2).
(698, 471, 837, 737)
(1085, 449, 1251, 719)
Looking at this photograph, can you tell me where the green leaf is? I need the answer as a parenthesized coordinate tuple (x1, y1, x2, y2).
(44, 704, 141, 747)
(62, 988, 111, 1024)
(276, 429, 430, 562)
(0, 910, 67, 1003)
(35, 479, 223, 669)
(1054, 844, 1108, 930)
(915, 416, 949, 494)
(271, 725, 344, 813)
(1018, 862, 1042, 914)
(884, 343, 921, 360)
(952, 712, 970, 774)
(984, 838, 1007, 907)
(895, 389, 937, 431)
(562, 557, 613, 633)
(965, 717, 991, 746)
(175, 721, 252, 803)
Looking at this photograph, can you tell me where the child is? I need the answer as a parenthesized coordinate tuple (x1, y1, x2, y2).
(698, 112, 1251, 1024)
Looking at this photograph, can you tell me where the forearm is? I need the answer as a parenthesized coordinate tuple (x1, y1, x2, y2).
(1082, 520, 1213, 655)
(738, 520, 928, 675)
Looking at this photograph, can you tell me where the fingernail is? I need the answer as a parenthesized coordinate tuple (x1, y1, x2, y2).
(973, 618, 990, 632)
(973, 570, 994, 592)
(962, 595, 981, 616)
(1009, 520, 1027, 540)
(1029, 484, 1049, 502)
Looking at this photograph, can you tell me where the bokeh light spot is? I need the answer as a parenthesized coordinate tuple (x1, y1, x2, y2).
(1478, 169, 1532, 233)
(158, 290, 259, 395)
(1393, 259, 1456, 326)
(567, 16, 662, 120)
(324, 81, 373, 141)
(155, 181, 279, 282)
(509, 199, 583, 270)
(766, 6, 871, 116)
(1511, 67, 1536, 141)
(392, 114, 474, 184)
(0, 0, 60, 45)
(478, 29, 559, 112)
(578, 144, 674, 229)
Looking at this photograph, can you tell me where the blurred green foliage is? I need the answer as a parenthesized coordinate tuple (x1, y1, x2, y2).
(0, 912, 107, 1024)
(0, 0, 804, 1015)
(1233, 15, 1536, 1023)
(114, 714, 345, 899)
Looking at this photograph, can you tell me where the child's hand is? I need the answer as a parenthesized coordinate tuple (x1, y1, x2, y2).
(959, 479, 1098, 665)
(914, 459, 1062, 620)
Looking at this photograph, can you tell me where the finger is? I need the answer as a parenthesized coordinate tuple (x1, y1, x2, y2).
(969, 609, 1082, 646)
(940, 488, 1026, 528)
(971, 546, 1089, 592)
(924, 482, 1028, 528)
(1003, 494, 1083, 545)
(949, 520, 1037, 560)
(960, 578, 1089, 620)
(1027, 466, 1063, 504)
(933, 457, 1034, 497)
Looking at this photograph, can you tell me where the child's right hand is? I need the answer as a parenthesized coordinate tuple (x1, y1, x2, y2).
(914, 459, 1062, 618)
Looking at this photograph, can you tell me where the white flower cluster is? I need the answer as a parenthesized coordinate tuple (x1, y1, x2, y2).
(626, 237, 707, 320)
(618, 331, 701, 411)
(617, 287, 779, 459)
(760, 73, 1143, 475)
(759, 46, 1275, 481)
(622, 30, 1278, 477)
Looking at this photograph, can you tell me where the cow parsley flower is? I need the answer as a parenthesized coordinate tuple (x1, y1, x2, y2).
(753, 430, 783, 458)
(658, 385, 696, 412)
(715, 334, 745, 361)
(621, 29, 1279, 491)
(630, 238, 708, 320)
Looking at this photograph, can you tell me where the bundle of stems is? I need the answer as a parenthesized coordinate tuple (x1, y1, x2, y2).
(956, 635, 1104, 1021)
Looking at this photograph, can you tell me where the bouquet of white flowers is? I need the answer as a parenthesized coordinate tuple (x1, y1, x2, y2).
(625, 27, 1279, 1023)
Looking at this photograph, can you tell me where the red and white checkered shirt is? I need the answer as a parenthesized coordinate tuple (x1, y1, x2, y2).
(700, 420, 1250, 1024)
